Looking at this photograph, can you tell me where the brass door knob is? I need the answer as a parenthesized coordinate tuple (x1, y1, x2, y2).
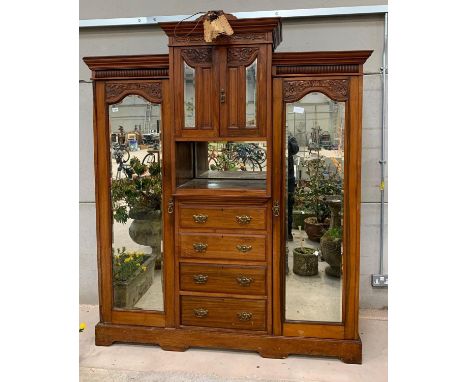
(193, 274, 209, 284)
(235, 215, 252, 225)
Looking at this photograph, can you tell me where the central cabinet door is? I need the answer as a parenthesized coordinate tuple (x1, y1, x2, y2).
(175, 45, 267, 138)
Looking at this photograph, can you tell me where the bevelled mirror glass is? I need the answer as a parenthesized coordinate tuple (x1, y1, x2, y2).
(184, 62, 195, 128)
(284, 92, 345, 322)
(245, 59, 257, 127)
(108, 95, 164, 311)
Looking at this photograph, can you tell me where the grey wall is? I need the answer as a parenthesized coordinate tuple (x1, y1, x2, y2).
(79, 3, 388, 308)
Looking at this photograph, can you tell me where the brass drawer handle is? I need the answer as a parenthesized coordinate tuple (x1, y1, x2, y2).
(236, 276, 253, 286)
(236, 244, 252, 253)
(193, 308, 209, 318)
(193, 274, 208, 284)
(193, 214, 208, 223)
(193, 242, 208, 252)
(237, 311, 253, 321)
(235, 215, 252, 225)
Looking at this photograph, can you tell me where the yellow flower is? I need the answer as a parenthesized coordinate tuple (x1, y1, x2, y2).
(141, 266, 147, 272)
(124, 257, 132, 263)
(79, 322, 86, 332)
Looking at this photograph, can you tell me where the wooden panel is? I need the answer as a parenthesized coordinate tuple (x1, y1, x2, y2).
(180, 263, 266, 295)
(96, 323, 362, 363)
(179, 232, 266, 261)
(228, 67, 238, 128)
(200, 68, 212, 128)
(179, 205, 266, 230)
(181, 296, 266, 331)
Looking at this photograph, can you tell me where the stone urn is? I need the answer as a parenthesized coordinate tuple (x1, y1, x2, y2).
(129, 208, 162, 269)
(292, 210, 314, 230)
(320, 195, 342, 278)
(293, 247, 319, 276)
(304, 216, 329, 242)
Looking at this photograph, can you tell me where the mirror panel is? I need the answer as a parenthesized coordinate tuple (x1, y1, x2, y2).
(109, 95, 164, 311)
(245, 59, 257, 127)
(184, 62, 196, 128)
(284, 92, 345, 323)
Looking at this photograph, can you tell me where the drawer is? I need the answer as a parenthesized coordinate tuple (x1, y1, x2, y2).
(181, 296, 266, 331)
(180, 263, 266, 295)
(179, 205, 267, 230)
(179, 233, 266, 261)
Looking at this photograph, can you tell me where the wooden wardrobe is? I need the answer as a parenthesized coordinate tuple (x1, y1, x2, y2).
(84, 14, 371, 363)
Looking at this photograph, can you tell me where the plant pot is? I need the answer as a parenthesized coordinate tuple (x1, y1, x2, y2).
(113, 254, 156, 308)
(292, 210, 314, 230)
(129, 209, 162, 269)
(320, 236, 342, 278)
(304, 216, 329, 241)
(292, 247, 318, 276)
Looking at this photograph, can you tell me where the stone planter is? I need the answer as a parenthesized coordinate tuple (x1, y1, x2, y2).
(304, 216, 329, 242)
(320, 195, 342, 278)
(292, 210, 314, 229)
(128, 209, 162, 269)
(293, 247, 318, 276)
(113, 254, 156, 308)
(320, 236, 342, 278)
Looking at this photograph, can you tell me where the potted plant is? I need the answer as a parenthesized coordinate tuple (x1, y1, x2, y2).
(300, 151, 342, 242)
(112, 247, 156, 308)
(111, 158, 163, 268)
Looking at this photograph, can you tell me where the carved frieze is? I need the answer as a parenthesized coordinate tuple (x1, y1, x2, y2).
(105, 82, 162, 104)
(283, 79, 349, 102)
(181, 47, 212, 66)
(227, 47, 258, 66)
(174, 33, 266, 44)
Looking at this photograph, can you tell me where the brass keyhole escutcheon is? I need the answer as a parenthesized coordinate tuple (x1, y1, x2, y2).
(272, 200, 280, 217)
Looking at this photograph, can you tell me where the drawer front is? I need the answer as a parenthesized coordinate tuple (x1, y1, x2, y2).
(181, 296, 266, 331)
(180, 264, 266, 295)
(179, 233, 266, 261)
(179, 205, 266, 230)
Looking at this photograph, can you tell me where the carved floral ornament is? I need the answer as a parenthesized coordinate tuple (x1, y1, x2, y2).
(105, 82, 162, 104)
(283, 79, 349, 102)
(227, 47, 258, 66)
(181, 47, 212, 65)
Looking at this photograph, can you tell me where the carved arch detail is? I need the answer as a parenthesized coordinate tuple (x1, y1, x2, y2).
(227, 47, 259, 66)
(105, 82, 163, 104)
(181, 47, 212, 66)
(283, 79, 349, 103)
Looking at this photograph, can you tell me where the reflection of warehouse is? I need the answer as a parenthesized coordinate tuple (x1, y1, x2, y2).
(109, 95, 162, 135)
(285, 92, 345, 152)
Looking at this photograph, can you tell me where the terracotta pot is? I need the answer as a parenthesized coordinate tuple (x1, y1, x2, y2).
(304, 216, 329, 242)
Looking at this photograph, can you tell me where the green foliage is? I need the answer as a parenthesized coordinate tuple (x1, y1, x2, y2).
(111, 158, 162, 223)
(112, 247, 149, 282)
(294, 153, 342, 223)
(323, 227, 342, 241)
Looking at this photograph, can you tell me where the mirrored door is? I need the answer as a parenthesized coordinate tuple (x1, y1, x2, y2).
(283, 91, 345, 323)
(108, 94, 164, 312)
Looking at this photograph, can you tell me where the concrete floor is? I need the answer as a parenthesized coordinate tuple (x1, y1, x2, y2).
(79, 305, 387, 382)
